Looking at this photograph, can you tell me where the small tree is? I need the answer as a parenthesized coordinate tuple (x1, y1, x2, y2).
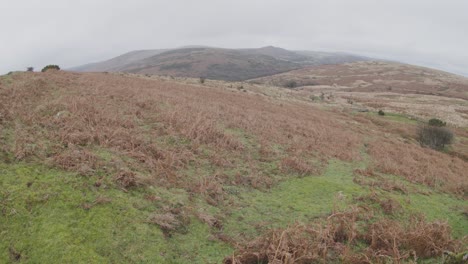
(284, 80, 297, 88)
(378, 110, 385, 116)
(428, 118, 446, 127)
(26, 67, 34, 72)
(41, 65, 60, 72)
(417, 124, 453, 150)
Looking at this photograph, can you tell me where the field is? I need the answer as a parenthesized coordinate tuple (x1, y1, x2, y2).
(0, 70, 467, 263)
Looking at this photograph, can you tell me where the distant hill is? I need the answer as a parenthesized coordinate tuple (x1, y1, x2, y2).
(250, 61, 468, 100)
(295, 50, 372, 65)
(70, 49, 169, 72)
(71, 46, 371, 81)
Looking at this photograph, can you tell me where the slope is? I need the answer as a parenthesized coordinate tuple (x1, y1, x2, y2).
(250, 60, 468, 127)
(70, 49, 169, 72)
(0, 71, 466, 263)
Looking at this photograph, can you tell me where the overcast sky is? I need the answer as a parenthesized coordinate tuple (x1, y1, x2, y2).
(1, 0, 467, 76)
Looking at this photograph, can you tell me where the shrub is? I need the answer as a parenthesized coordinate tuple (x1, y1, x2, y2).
(26, 67, 34, 72)
(41, 65, 60, 72)
(417, 125, 453, 150)
(428, 118, 446, 127)
(378, 110, 385, 116)
(199, 77, 206, 84)
(284, 80, 297, 88)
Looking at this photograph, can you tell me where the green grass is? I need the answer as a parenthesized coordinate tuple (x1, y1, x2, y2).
(366, 111, 419, 124)
(1, 157, 466, 262)
(222, 159, 467, 240)
(223, 160, 368, 238)
(0, 163, 231, 263)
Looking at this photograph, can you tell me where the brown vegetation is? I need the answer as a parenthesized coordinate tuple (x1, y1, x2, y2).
(1, 71, 467, 262)
(0, 71, 362, 191)
(224, 207, 463, 264)
(368, 138, 467, 196)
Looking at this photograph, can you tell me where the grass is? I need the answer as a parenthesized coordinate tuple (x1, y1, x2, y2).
(223, 161, 364, 236)
(1, 72, 466, 263)
(0, 162, 231, 263)
(1, 158, 466, 263)
(223, 159, 468, 239)
(367, 111, 419, 124)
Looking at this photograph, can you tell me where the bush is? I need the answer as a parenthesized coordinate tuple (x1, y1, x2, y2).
(378, 110, 385, 116)
(428, 118, 446, 127)
(417, 125, 453, 150)
(26, 67, 34, 72)
(199, 77, 206, 84)
(284, 80, 297, 88)
(41, 65, 60, 72)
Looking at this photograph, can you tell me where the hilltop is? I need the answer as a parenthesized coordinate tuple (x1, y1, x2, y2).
(71, 46, 369, 81)
(0, 70, 467, 263)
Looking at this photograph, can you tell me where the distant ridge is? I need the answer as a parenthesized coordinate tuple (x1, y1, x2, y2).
(71, 46, 370, 81)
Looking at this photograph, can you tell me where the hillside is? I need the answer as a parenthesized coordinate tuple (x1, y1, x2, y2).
(250, 61, 468, 126)
(70, 49, 169, 72)
(71, 46, 370, 81)
(0, 71, 467, 263)
(295, 50, 371, 65)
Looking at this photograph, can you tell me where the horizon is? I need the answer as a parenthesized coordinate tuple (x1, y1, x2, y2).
(1, 0, 468, 77)
(16, 44, 468, 78)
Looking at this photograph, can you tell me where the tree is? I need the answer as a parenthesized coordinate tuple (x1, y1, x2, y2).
(428, 118, 446, 127)
(41, 65, 60, 72)
(417, 124, 453, 150)
(26, 67, 34, 72)
(284, 80, 297, 88)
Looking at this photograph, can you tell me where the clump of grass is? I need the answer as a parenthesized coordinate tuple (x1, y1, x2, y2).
(114, 169, 138, 188)
(148, 207, 190, 237)
(280, 157, 317, 176)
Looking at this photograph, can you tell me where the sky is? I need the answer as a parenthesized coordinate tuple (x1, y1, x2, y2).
(1, 0, 467, 76)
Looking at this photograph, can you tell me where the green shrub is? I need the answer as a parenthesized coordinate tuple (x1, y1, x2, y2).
(378, 110, 385, 116)
(284, 80, 297, 88)
(199, 77, 206, 84)
(417, 125, 453, 150)
(41, 65, 60, 72)
(428, 118, 446, 127)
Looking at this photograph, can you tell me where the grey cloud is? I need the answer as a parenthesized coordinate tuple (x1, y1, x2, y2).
(1, 0, 467, 76)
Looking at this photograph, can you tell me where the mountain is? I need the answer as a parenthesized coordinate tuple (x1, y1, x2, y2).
(120, 47, 303, 81)
(71, 46, 371, 81)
